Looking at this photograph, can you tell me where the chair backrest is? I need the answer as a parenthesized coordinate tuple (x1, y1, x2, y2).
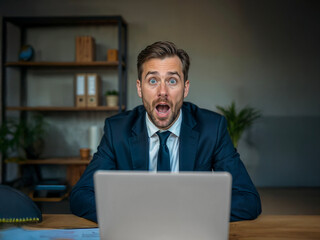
(0, 184, 42, 223)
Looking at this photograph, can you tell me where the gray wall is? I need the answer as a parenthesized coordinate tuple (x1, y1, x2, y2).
(0, 0, 319, 186)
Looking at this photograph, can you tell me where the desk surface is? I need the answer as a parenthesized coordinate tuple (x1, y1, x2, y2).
(20, 214, 320, 240)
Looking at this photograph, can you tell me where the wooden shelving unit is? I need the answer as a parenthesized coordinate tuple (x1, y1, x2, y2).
(1, 16, 128, 200)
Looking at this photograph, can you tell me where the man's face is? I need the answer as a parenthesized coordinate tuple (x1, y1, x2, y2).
(137, 56, 190, 130)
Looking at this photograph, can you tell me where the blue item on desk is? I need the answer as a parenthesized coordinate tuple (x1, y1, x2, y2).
(0, 184, 42, 223)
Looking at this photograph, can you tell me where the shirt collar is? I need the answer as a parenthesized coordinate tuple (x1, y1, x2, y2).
(146, 109, 182, 138)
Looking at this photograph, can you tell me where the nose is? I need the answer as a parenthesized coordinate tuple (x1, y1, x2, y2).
(158, 81, 168, 97)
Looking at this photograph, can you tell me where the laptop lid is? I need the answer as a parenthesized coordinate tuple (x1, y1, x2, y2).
(94, 171, 232, 240)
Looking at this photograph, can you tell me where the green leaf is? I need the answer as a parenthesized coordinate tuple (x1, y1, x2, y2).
(0, 114, 48, 159)
(216, 102, 261, 148)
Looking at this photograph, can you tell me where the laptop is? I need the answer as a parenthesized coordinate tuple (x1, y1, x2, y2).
(94, 171, 232, 240)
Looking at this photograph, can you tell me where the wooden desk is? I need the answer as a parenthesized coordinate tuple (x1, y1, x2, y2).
(22, 214, 320, 239)
(24, 214, 97, 229)
(229, 215, 320, 240)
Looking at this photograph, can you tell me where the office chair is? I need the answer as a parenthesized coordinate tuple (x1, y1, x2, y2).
(0, 184, 42, 223)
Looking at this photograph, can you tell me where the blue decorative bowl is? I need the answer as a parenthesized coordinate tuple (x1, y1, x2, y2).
(19, 45, 34, 61)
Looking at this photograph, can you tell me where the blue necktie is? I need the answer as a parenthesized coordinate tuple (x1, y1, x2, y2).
(156, 131, 171, 171)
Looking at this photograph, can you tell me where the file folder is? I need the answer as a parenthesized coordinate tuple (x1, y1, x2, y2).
(75, 74, 87, 107)
(86, 74, 100, 107)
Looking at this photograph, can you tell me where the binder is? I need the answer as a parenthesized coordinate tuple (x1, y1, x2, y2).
(86, 73, 100, 107)
(75, 74, 87, 107)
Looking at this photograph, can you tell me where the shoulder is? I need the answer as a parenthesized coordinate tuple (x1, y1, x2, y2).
(182, 102, 224, 123)
(107, 105, 145, 120)
(105, 105, 145, 126)
(182, 102, 228, 142)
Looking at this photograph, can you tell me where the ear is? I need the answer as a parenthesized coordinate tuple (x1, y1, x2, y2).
(183, 80, 190, 98)
(136, 79, 142, 98)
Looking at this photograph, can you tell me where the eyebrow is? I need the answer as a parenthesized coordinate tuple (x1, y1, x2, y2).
(144, 71, 181, 80)
(144, 71, 159, 79)
(167, 71, 181, 79)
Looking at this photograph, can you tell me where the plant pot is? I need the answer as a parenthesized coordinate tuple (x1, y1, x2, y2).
(106, 95, 118, 107)
(80, 148, 91, 160)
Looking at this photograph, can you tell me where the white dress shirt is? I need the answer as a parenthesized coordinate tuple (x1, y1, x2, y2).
(146, 110, 182, 172)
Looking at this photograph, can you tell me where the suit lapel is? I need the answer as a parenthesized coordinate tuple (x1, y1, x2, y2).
(128, 104, 199, 171)
(179, 106, 199, 171)
(129, 111, 149, 170)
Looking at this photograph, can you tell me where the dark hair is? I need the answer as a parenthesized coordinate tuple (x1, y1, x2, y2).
(137, 41, 190, 82)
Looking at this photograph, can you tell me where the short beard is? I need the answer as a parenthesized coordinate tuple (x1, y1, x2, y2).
(142, 94, 183, 130)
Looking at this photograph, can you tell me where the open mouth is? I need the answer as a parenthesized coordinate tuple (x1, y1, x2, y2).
(155, 103, 170, 117)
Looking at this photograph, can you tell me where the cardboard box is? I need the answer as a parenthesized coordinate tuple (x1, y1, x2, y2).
(107, 49, 118, 62)
(76, 36, 95, 62)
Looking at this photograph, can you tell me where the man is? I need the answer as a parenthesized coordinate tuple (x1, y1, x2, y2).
(70, 41, 261, 222)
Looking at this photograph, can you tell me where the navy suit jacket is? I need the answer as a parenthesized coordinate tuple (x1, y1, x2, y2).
(70, 102, 261, 222)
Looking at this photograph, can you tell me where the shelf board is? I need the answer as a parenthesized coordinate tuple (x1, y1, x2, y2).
(4, 16, 127, 27)
(6, 106, 125, 112)
(29, 191, 69, 202)
(18, 157, 91, 165)
(5, 61, 124, 68)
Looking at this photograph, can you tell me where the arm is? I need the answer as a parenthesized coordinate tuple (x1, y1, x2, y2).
(213, 116, 262, 221)
(70, 119, 116, 222)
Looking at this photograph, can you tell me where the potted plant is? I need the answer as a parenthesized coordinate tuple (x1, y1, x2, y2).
(0, 114, 48, 162)
(0, 120, 24, 162)
(22, 114, 47, 159)
(216, 101, 261, 148)
(105, 90, 119, 107)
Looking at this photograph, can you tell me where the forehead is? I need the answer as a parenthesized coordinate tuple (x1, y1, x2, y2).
(142, 56, 183, 76)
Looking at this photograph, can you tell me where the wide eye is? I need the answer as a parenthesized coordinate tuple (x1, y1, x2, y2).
(149, 78, 157, 85)
(168, 78, 177, 85)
